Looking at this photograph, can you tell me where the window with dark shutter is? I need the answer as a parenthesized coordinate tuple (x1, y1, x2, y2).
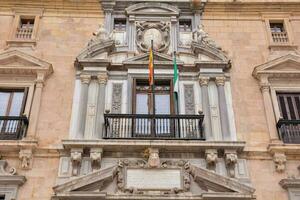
(277, 93, 300, 120)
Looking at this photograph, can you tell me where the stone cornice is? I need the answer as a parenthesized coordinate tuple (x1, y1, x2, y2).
(279, 178, 300, 189)
(61, 139, 246, 153)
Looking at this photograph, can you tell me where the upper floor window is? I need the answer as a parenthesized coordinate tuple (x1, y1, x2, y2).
(269, 21, 289, 43)
(0, 196, 4, 200)
(179, 19, 192, 32)
(0, 89, 28, 140)
(112, 18, 127, 46)
(16, 17, 35, 39)
(114, 18, 126, 31)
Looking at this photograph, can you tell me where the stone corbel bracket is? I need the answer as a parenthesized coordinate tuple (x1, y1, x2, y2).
(19, 149, 33, 170)
(205, 149, 218, 171)
(70, 148, 83, 176)
(224, 149, 238, 178)
(273, 152, 287, 173)
(90, 148, 103, 171)
(143, 147, 160, 168)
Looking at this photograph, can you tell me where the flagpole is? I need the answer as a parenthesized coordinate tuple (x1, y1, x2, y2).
(173, 51, 179, 115)
(151, 40, 156, 116)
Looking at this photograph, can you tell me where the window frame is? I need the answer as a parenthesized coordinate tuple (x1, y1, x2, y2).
(7, 9, 43, 48)
(132, 79, 175, 115)
(262, 15, 295, 47)
(0, 88, 28, 117)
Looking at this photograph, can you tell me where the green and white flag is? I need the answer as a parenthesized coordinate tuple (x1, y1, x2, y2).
(173, 52, 179, 95)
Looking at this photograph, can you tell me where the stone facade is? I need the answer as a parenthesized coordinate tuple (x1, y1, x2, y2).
(0, 0, 299, 200)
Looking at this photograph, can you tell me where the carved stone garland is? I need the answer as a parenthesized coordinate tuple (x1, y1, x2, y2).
(116, 159, 191, 194)
(136, 21, 170, 53)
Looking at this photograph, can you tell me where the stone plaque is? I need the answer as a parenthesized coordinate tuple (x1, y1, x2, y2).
(126, 168, 181, 190)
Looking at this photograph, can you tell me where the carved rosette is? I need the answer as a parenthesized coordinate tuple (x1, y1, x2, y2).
(116, 159, 191, 194)
(273, 153, 286, 173)
(136, 21, 170, 53)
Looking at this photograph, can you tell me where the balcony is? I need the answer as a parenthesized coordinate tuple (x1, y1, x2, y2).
(0, 116, 28, 140)
(277, 119, 300, 144)
(271, 32, 289, 43)
(104, 114, 204, 140)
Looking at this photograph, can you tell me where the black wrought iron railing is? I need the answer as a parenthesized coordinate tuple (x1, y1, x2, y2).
(277, 119, 300, 144)
(0, 116, 28, 140)
(104, 114, 204, 140)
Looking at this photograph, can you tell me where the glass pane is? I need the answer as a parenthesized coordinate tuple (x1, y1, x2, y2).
(9, 92, 24, 116)
(0, 92, 10, 116)
(155, 94, 170, 114)
(136, 94, 148, 114)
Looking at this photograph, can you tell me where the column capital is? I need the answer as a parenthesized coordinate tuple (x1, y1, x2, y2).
(97, 73, 108, 85)
(215, 76, 226, 86)
(260, 82, 270, 92)
(199, 76, 210, 86)
(80, 74, 91, 84)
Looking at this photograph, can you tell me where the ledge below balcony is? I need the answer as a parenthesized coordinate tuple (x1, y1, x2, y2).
(61, 139, 245, 153)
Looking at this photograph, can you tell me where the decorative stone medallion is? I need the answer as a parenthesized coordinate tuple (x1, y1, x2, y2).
(136, 21, 170, 53)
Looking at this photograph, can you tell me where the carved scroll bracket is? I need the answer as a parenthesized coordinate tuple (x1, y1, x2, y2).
(224, 150, 238, 178)
(0, 160, 17, 175)
(273, 152, 286, 173)
(90, 148, 103, 171)
(205, 149, 218, 171)
(70, 148, 83, 176)
(19, 149, 33, 170)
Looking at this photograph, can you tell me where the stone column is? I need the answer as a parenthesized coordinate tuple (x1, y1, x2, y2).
(260, 81, 280, 143)
(215, 77, 231, 140)
(199, 77, 213, 140)
(128, 15, 136, 51)
(77, 74, 91, 139)
(104, 10, 113, 33)
(170, 16, 178, 52)
(95, 73, 108, 138)
(26, 74, 44, 139)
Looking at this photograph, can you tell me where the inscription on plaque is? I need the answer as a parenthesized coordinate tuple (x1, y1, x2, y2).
(126, 168, 181, 190)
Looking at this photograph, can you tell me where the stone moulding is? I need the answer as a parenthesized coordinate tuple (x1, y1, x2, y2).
(52, 161, 255, 200)
(125, 3, 180, 16)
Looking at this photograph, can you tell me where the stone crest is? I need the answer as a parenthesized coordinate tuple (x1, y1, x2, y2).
(136, 21, 170, 53)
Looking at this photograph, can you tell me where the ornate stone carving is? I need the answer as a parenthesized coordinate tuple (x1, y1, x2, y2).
(225, 150, 238, 178)
(273, 153, 286, 173)
(205, 149, 218, 171)
(0, 160, 17, 175)
(111, 83, 123, 113)
(89, 24, 109, 45)
(143, 148, 160, 168)
(184, 84, 195, 115)
(70, 148, 83, 176)
(80, 74, 91, 84)
(193, 24, 221, 50)
(19, 149, 33, 170)
(215, 76, 226, 86)
(116, 159, 191, 194)
(199, 76, 210, 86)
(97, 73, 108, 85)
(90, 148, 103, 171)
(136, 21, 170, 53)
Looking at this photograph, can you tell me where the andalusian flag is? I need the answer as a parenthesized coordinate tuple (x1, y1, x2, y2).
(149, 47, 154, 86)
(173, 52, 179, 94)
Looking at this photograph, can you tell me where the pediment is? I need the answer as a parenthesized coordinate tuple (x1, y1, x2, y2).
(52, 162, 255, 200)
(253, 53, 300, 78)
(126, 3, 180, 16)
(123, 52, 183, 66)
(0, 49, 53, 78)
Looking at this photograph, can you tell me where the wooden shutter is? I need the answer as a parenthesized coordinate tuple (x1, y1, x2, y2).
(277, 93, 300, 120)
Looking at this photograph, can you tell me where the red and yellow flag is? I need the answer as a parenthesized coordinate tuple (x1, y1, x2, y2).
(148, 47, 154, 86)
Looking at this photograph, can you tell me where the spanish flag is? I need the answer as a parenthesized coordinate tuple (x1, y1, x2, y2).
(148, 47, 154, 86)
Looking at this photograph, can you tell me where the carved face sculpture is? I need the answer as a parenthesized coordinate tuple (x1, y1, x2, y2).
(136, 21, 170, 53)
